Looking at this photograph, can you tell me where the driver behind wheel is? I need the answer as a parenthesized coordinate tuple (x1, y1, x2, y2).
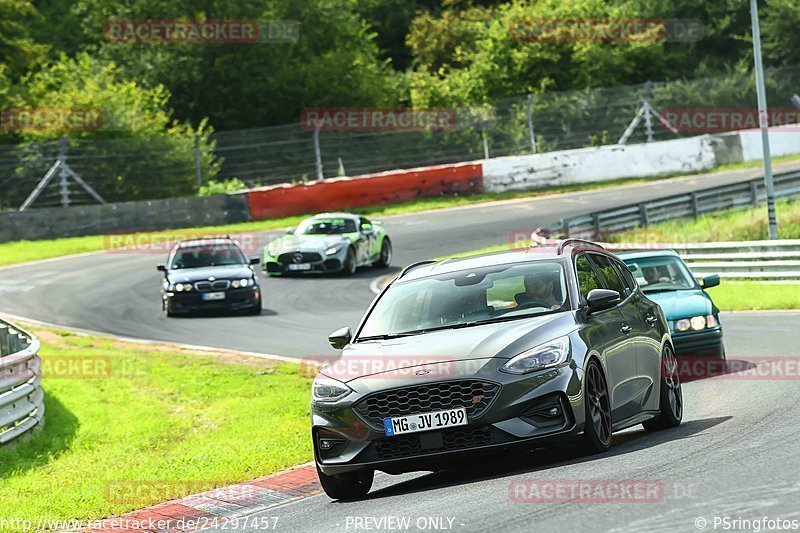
(515, 270, 563, 310)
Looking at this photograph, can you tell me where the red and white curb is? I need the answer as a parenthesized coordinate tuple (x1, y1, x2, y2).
(83, 463, 320, 532)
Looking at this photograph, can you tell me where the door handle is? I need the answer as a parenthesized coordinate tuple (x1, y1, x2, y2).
(620, 324, 633, 335)
(645, 315, 658, 327)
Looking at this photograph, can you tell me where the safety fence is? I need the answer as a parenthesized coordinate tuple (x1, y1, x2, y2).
(0, 319, 43, 444)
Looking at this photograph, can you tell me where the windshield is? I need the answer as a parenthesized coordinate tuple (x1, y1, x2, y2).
(358, 261, 568, 339)
(297, 218, 357, 235)
(170, 244, 247, 269)
(623, 256, 697, 293)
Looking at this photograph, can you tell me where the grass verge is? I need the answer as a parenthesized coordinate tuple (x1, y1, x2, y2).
(0, 327, 312, 523)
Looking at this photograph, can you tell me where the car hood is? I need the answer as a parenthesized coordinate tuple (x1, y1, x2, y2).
(166, 265, 253, 283)
(267, 234, 349, 254)
(644, 289, 714, 320)
(322, 312, 576, 384)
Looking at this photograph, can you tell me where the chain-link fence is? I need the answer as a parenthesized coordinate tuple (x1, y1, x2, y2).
(2, 66, 800, 210)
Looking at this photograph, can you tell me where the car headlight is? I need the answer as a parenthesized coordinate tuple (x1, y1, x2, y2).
(266, 246, 276, 257)
(325, 245, 343, 256)
(231, 278, 253, 289)
(500, 336, 570, 375)
(675, 315, 717, 332)
(311, 375, 353, 403)
(170, 283, 192, 292)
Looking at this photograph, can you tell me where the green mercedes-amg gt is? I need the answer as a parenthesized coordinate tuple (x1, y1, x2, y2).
(263, 213, 392, 276)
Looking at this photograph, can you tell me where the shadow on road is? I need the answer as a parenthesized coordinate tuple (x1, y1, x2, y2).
(357, 416, 732, 501)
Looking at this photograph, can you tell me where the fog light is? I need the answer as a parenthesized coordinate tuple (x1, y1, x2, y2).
(548, 407, 559, 416)
(319, 439, 337, 450)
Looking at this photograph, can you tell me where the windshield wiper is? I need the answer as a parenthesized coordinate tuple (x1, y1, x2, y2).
(356, 333, 416, 342)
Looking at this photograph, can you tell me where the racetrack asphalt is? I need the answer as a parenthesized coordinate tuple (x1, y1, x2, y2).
(2, 165, 799, 532)
(244, 312, 800, 532)
(1, 163, 797, 359)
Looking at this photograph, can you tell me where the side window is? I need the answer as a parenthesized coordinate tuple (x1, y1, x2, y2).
(575, 254, 603, 301)
(613, 259, 638, 296)
(589, 254, 626, 299)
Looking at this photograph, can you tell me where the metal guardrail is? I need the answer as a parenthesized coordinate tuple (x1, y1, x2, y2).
(602, 240, 800, 280)
(536, 169, 800, 280)
(0, 319, 44, 444)
(549, 169, 800, 237)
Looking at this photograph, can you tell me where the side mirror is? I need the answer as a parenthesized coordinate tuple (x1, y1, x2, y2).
(361, 223, 373, 232)
(285, 227, 295, 235)
(586, 289, 621, 313)
(249, 256, 260, 265)
(156, 264, 167, 272)
(328, 327, 352, 350)
(701, 274, 720, 289)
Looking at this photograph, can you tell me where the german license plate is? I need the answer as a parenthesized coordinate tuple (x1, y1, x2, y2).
(287, 263, 312, 271)
(383, 407, 467, 436)
(202, 291, 226, 301)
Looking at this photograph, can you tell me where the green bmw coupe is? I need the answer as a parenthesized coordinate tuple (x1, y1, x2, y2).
(263, 213, 392, 276)
(617, 249, 725, 360)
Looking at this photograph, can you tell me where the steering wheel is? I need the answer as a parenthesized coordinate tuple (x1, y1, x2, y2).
(515, 300, 553, 311)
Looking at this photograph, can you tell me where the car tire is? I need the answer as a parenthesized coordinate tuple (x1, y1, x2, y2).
(342, 247, 357, 276)
(375, 238, 392, 268)
(578, 359, 612, 455)
(316, 465, 373, 500)
(643, 345, 683, 432)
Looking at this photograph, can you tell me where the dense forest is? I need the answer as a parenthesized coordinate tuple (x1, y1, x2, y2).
(2, 0, 799, 137)
(1, 0, 799, 206)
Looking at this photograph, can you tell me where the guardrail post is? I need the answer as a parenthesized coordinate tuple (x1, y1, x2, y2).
(592, 213, 601, 239)
(8, 331, 19, 354)
(639, 204, 650, 227)
(0, 325, 8, 356)
(691, 193, 699, 218)
(750, 181, 759, 207)
(563, 219, 571, 238)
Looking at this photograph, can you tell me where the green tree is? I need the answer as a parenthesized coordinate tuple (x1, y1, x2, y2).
(0, 0, 49, 78)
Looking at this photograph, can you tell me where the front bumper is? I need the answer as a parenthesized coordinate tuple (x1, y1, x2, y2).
(312, 361, 585, 476)
(263, 250, 345, 275)
(671, 327, 724, 358)
(164, 286, 260, 313)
